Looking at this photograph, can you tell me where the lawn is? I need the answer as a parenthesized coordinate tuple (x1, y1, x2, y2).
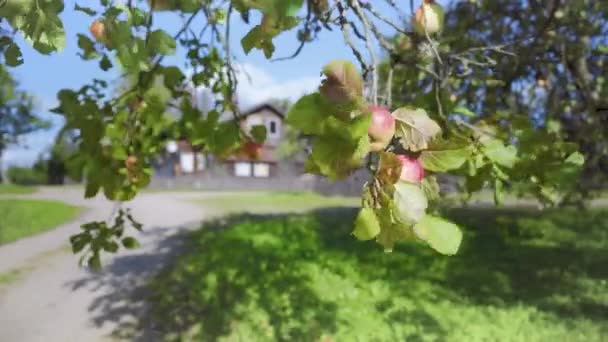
(0, 199, 81, 244)
(196, 191, 360, 214)
(0, 184, 37, 194)
(146, 206, 608, 341)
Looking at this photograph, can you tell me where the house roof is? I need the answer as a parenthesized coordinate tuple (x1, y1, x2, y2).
(240, 103, 286, 119)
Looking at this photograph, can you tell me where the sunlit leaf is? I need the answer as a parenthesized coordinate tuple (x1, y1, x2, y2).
(413, 215, 462, 255)
(393, 107, 442, 152)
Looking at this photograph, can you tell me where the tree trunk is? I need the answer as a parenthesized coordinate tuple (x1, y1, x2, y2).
(0, 149, 6, 184)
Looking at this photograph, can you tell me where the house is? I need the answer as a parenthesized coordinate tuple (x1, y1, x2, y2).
(224, 103, 285, 178)
(154, 102, 287, 179)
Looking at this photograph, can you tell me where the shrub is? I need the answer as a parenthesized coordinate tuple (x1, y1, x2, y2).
(7, 166, 46, 185)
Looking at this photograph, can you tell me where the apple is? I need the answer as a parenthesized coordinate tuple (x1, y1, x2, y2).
(412, 0, 445, 36)
(397, 155, 425, 184)
(368, 106, 396, 152)
(125, 155, 138, 170)
(241, 141, 263, 160)
(89, 19, 106, 43)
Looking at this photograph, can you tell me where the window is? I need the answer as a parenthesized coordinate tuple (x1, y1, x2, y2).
(196, 153, 206, 171)
(268, 120, 280, 138)
(180, 153, 195, 173)
(234, 162, 252, 177)
(253, 163, 270, 178)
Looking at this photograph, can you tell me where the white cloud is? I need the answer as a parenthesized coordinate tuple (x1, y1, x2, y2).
(189, 63, 319, 112)
(234, 63, 319, 109)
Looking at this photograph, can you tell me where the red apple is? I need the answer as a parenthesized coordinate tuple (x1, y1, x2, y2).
(397, 155, 425, 183)
(368, 106, 396, 152)
(90, 19, 106, 42)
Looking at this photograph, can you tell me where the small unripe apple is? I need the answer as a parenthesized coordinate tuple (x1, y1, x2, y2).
(90, 19, 106, 42)
(412, 0, 445, 36)
(397, 155, 425, 183)
(368, 106, 396, 152)
(125, 155, 138, 170)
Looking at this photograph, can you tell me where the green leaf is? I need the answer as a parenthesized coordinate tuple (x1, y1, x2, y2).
(376, 151, 402, 185)
(99, 54, 113, 71)
(250, 125, 267, 144)
(353, 208, 381, 241)
(148, 29, 176, 56)
(393, 181, 428, 225)
(241, 25, 276, 58)
(393, 107, 442, 152)
(69, 233, 91, 254)
(161, 66, 185, 89)
(375, 206, 415, 253)
(310, 134, 368, 181)
(88, 254, 102, 270)
(74, 3, 97, 16)
(453, 106, 476, 118)
(77, 34, 99, 60)
(421, 176, 440, 201)
(482, 139, 518, 168)
(565, 152, 584, 166)
(103, 241, 119, 253)
(121, 237, 140, 249)
(286, 93, 327, 134)
(85, 181, 100, 198)
(494, 179, 504, 205)
(4, 43, 24, 66)
(14, 4, 66, 54)
(419, 139, 472, 172)
(413, 215, 463, 255)
(277, 0, 304, 16)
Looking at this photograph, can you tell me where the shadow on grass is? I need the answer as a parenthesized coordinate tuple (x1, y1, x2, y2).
(67, 206, 608, 341)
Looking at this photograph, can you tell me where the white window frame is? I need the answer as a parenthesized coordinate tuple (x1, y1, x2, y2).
(234, 162, 252, 177)
(180, 152, 195, 174)
(253, 163, 270, 178)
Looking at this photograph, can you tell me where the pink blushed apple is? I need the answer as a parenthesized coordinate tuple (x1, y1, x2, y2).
(397, 155, 425, 183)
(368, 106, 396, 152)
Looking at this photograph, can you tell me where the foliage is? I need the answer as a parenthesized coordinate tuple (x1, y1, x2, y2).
(0, 199, 80, 244)
(0, 63, 48, 182)
(196, 191, 359, 214)
(384, 0, 607, 196)
(0, 184, 36, 194)
(70, 208, 142, 270)
(143, 207, 608, 341)
(0, 0, 591, 259)
(6, 165, 46, 185)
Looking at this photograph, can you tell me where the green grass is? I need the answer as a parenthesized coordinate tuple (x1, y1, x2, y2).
(0, 269, 20, 285)
(145, 206, 608, 341)
(0, 184, 37, 194)
(196, 191, 360, 214)
(0, 199, 81, 244)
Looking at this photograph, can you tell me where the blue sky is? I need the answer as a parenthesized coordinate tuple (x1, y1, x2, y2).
(3, 0, 450, 168)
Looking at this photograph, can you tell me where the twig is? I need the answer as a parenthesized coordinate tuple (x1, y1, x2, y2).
(350, 0, 379, 105)
(386, 68, 393, 108)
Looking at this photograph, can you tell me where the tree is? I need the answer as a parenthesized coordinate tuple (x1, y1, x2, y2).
(0, 65, 48, 183)
(0, 0, 591, 267)
(383, 0, 607, 199)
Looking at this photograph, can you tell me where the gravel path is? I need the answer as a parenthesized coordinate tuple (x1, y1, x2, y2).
(0, 187, 216, 342)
